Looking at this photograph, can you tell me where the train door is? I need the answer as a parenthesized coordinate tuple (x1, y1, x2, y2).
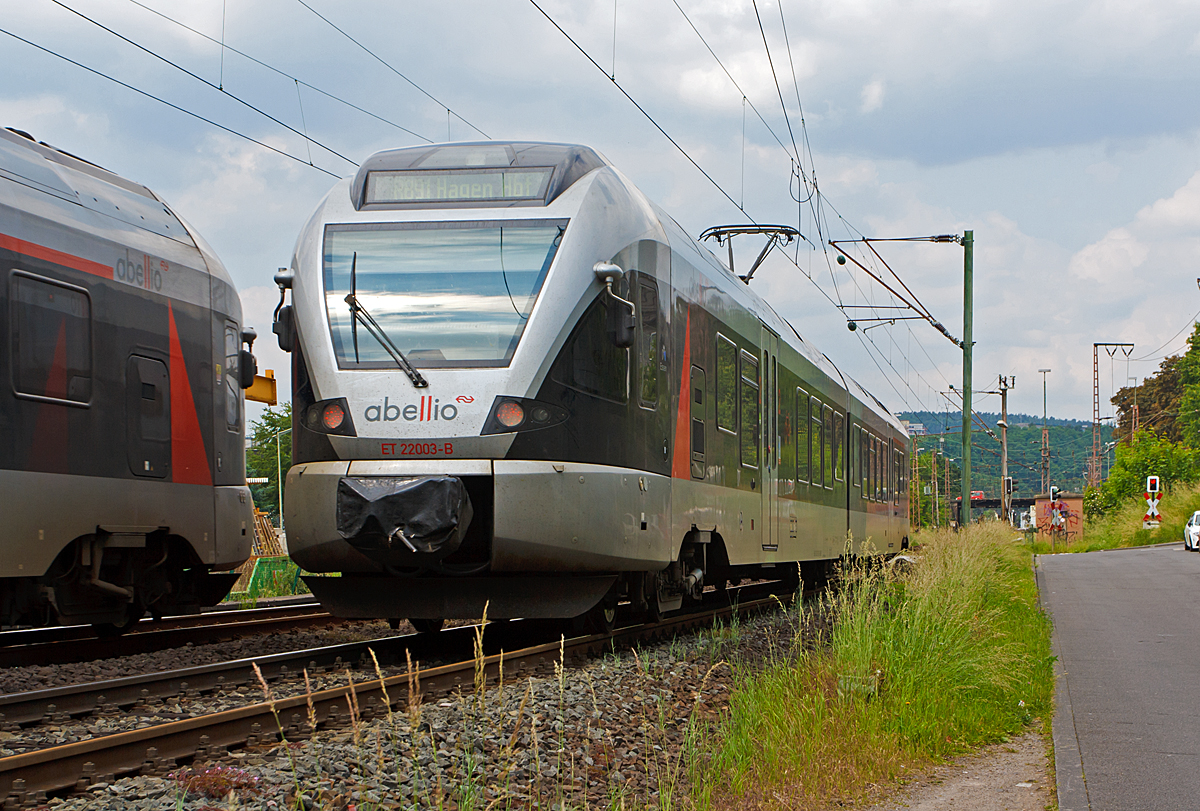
(126, 355, 170, 478)
(690, 366, 706, 480)
(761, 326, 780, 551)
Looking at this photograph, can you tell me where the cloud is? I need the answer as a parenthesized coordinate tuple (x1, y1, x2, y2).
(8, 0, 1200, 424)
(860, 80, 885, 114)
(1133, 169, 1200, 235)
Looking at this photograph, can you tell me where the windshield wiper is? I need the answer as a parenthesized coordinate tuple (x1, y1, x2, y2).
(344, 252, 428, 388)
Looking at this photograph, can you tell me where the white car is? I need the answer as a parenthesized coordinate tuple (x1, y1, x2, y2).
(1185, 511, 1200, 551)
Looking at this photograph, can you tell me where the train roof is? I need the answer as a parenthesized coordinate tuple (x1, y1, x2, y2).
(349, 141, 608, 211)
(0, 127, 196, 244)
(0, 127, 235, 289)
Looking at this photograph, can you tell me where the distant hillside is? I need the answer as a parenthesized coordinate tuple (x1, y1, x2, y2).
(898, 410, 1094, 433)
(898, 411, 1112, 496)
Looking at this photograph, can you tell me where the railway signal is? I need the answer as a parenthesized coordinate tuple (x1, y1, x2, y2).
(1144, 475, 1162, 529)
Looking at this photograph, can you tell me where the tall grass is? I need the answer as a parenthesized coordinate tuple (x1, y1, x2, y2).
(700, 523, 1054, 809)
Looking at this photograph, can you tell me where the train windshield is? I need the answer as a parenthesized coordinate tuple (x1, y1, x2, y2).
(323, 219, 566, 368)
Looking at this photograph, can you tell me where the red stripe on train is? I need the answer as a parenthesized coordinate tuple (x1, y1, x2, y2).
(671, 307, 692, 480)
(169, 303, 212, 486)
(0, 232, 113, 278)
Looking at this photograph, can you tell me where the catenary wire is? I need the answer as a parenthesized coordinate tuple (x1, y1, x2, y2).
(0, 26, 340, 178)
(124, 0, 433, 143)
(667, 0, 797, 166)
(529, 0, 751, 219)
(1130, 307, 1200, 361)
(534, 0, 955, 413)
(776, 0, 816, 203)
(293, 0, 489, 139)
(750, 0, 800, 168)
(47, 0, 358, 167)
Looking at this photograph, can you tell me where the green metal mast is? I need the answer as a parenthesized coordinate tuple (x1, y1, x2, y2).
(961, 230, 973, 524)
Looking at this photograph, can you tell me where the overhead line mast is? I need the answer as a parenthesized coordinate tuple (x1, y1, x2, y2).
(1090, 343, 1133, 488)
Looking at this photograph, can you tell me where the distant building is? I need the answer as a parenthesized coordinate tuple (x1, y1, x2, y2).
(901, 420, 927, 436)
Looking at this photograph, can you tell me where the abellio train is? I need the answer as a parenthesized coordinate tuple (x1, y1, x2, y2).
(275, 141, 909, 629)
(0, 128, 256, 631)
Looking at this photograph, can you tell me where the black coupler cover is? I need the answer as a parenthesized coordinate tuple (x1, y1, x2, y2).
(337, 476, 473, 563)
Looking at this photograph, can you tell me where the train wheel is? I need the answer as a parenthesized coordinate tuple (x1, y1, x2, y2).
(590, 596, 618, 634)
(92, 600, 145, 638)
(410, 618, 445, 634)
(572, 594, 617, 636)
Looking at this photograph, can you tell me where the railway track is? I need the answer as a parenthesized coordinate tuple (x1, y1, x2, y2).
(0, 585, 793, 801)
(0, 602, 341, 669)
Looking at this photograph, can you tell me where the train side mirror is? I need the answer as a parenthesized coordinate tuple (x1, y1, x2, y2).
(273, 267, 295, 353)
(239, 326, 258, 389)
(239, 350, 257, 389)
(594, 262, 635, 349)
(273, 305, 295, 353)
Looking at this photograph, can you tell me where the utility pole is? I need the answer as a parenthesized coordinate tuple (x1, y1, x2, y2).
(1039, 368, 1051, 495)
(1129, 377, 1140, 438)
(907, 443, 916, 525)
(945, 455, 951, 524)
(997, 375, 1013, 522)
(1091, 343, 1134, 487)
(961, 231, 974, 524)
(931, 447, 939, 528)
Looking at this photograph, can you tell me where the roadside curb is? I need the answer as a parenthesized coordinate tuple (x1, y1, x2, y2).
(1034, 556, 1090, 811)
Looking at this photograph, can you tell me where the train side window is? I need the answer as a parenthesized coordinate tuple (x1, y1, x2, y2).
(851, 423, 861, 488)
(795, 387, 809, 484)
(636, 279, 659, 408)
(10, 272, 92, 405)
(883, 439, 892, 503)
(823, 405, 834, 489)
(894, 446, 904, 505)
(875, 436, 883, 501)
(868, 435, 876, 501)
(874, 436, 881, 501)
(552, 297, 628, 402)
(716, 334, 737, 432)
(833, 411, 845, 482)
(739, 350, 759, 468)
(810, 396, 823, 487)
(224, 323, 242, 431)
(861, 429, 869, 492)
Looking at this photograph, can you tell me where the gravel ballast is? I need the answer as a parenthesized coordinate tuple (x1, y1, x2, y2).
(16, 604, 827, 810)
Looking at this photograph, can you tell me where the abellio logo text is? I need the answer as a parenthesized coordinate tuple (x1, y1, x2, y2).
(364, 395, 458, 422)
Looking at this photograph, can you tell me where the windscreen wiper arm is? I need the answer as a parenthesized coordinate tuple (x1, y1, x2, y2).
(345, 252, 428, 388)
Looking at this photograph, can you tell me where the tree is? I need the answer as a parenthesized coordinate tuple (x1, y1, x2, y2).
(1177, 322, 1200, 447)
(1102, 429, 1200, 501)
(246, 404, 292, 525)
(1112, 355, 1185, 443)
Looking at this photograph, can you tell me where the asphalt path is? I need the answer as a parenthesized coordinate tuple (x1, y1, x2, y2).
(1038, 542, 1200, 811)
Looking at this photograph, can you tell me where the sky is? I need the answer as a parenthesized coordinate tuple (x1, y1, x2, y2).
(5, 0, 1200, 427)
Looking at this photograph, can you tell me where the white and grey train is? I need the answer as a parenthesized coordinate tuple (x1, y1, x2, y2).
(0, 128, 257, 631)
(274, 141, 909, 629)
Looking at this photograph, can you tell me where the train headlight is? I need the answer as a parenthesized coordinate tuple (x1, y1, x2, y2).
(322, 402, 346, 430)
(495, 401, 525, 428)
(303, 397, 356, 436)
(481, 396, 568, 435)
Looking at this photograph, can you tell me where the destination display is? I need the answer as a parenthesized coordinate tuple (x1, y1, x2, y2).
(365, 167, 553, 204)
